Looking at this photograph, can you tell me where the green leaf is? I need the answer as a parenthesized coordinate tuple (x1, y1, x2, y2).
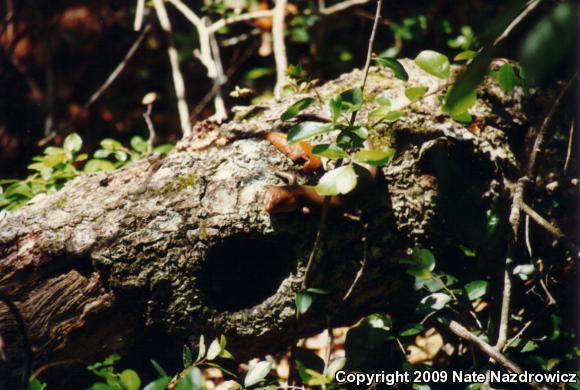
(150, 359, 167, 376)
(94, 149, 112, 159)
(454, 50, 477, 61)
(496, 63, 516, 94)
(399, 323, 425, 337)
(154, 144, 174, 154)
(245, 67, 272, 80)
(27, 378, 46, 390)
(414, 50, 450, 79)
(183, 345, 193, 368)
(405, 86, 428, 102)
(281, 97, 316, 121)
(64, 133, 82, 155)
(314, 165, 358, 196)
(206, 338, 222, 360)
(370, 109, 405, 122)
(295, 291, 312, 315)
(131, 136, 148, 153)
(444, 89, 477, 117)
(445, 46, 492, 116)
(84, 159, 115, 173)
(420, 293, 451, 310)
(100, 138, 123, 151)
(304, 369, 330, 386)
(329, 94, 342, 124)
(375, 56, 409, 81)
(175, 367, 204, 390)
(340, 87, 363, 112)
(325, 357, 346, 380)
(312, 144, 348, 159)
(375, 93, 391, 107)
(143, 377, 172, 390)
(344, 314, 394, 370)
(244, 361, 272, 387)
(464, 280, 488, 301)
(521, 340, 539, 353)
(287, 121, 332, 144)
(450, 111, 472, 124)
(120, 369, 141, 390)
(197, 335, 206, 361)
(368, 105, 392, 120)
(353, 148, 395, 166)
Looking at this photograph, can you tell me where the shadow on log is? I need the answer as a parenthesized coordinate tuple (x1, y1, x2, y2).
(0, 60, 563, 386)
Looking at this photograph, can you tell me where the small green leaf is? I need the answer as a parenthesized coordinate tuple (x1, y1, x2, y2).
(405, 86, 428, 102)
(329, 94, 342, 124)
(245, 67, 272, 80)
(375, 93, 391, 107)
(376, 110, 405, 122)
(154, 144, 174, 154)
(150, 359, 167, 376)
(325, 357, 346, 380)
(304, 369, 330, 386)
(94, 149, 112, 159)
(206, 338, 222, 360)
(420, 293, 451, 310)
(450, 111, 473, 124)
(414, 50, 450, 79)
(120, 369, 141, 390)
(100, 139, 123, 151)
(353, 148, 395, 166)
(244, 361, 273, 387)
(368, 105, 391, 120)
(454, 50, 477, 61)
(131, 136, 148, 153)
(312, 144, 348, 159)
(197, 335, 206, 361)
(295, 291, 313, 315)
(27, 378, 46, 390)
(83, 159, 115, 173)
(444, 89, 477, 116)
(521, 340, 539, 353)
(464, 280, 488, 301)
(375, 57, 409, 81)
(339, 87, 363, 111)
(183, 345, 193, 368)
(287, 121, 332, 144)
(281, 97, 316, 121)
(399, 323, 425, 337)
(314, 165, 358, 196)
(143, 377, 172, 390)
(496, 63, 516, 94)
(64, 133, 82, 155)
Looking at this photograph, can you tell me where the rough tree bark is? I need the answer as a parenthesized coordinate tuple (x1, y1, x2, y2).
(0, 60, 565, 385)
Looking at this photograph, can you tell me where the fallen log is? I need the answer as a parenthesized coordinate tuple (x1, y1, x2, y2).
(0, 60, 564, 386)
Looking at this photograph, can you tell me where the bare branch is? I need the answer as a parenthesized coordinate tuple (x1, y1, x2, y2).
(320, 0, 373, 15)
(134, 0, 146, 31)
(209, 10, 275, 33)
(448, 321, 547, 390)
(564, 121, 575, 174)
(272, 0, 288, 100)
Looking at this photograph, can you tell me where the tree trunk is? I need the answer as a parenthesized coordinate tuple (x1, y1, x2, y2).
(0, 60, 565, 385)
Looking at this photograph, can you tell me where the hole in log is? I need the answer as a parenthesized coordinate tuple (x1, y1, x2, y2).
(200, 236, 295, 311)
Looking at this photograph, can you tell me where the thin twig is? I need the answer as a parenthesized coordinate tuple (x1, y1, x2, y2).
(448, 321, 547, 390)
(493, 0, 541, 46)
(521, 202, 580, 256)
(527, 73, 578, 178)
(134, 0, 146, 31)
(209, 10, 275, 33)
(272, 0, 288, 100)
(152, 0, 192, 137)
(320, 0, 373, 15)
(84, 24, 152, 110)
(504, 320, 532, 351)
(207, 18, 228, 122)
(342, 221, 368, 302)
(143, 103, 156, 153)
(349, 0, 382, 125)
(564, 121, 574, 174)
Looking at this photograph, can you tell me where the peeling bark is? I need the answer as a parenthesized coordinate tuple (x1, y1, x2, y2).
(0, 60, 565, 385)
